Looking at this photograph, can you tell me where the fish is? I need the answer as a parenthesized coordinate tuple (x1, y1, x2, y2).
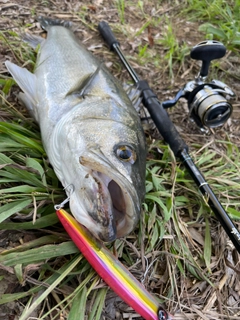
(5, 17, 146, 242)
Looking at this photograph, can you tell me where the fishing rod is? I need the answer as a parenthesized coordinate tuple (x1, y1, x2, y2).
(98, 21, 240, 254)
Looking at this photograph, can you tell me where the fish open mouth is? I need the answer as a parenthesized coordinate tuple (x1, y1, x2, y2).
(78, 155, 139, 242)
(91, 171, 134, 241)
(108, 179, 126, 227)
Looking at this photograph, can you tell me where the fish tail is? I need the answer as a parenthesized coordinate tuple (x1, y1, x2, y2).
(37, 16, 72, 31)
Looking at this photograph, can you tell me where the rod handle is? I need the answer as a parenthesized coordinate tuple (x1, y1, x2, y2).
(98, 21, 119, 50)
(139, 80, 188, 156)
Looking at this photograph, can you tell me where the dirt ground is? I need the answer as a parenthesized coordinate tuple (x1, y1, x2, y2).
(0, 1, 240, 320)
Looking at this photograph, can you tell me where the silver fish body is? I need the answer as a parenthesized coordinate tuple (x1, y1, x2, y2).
(5, 17, 146, 242)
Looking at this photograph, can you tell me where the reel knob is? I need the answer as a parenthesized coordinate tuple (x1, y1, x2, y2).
(191, 40, 226, 77)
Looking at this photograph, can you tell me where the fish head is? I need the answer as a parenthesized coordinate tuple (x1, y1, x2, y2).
(51, 99, 146, 242)
(69, 131, 146, 242)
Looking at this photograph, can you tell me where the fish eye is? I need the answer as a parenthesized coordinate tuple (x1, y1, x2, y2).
(115, 145, 136, 164)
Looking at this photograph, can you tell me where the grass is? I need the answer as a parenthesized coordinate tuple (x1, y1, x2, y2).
(116, 0, 125, 24)
(156, 19, 189, 78)
(182, 0, 240, 52)
(0, 1, 240, 319)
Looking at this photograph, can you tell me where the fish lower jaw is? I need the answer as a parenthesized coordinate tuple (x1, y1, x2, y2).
(91, 170, 137, 241)
(69, 170, 138, 242)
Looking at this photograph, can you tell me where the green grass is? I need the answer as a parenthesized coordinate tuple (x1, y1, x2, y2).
(116, 0, 125, 24)
(156, 19, 189, 78)
(0, 1, 240, 319)
(182, 0, 240, 52)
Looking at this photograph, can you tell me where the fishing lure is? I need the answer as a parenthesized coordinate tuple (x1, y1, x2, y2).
(55, 200, 172, 320)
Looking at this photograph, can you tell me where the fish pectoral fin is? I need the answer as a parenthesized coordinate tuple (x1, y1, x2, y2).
(67, 64, 102, 99)
(79, 65, 102, 98)
(5, 61, 38, 112)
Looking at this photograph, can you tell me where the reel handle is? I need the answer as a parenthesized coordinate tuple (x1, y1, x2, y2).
(191, 40, 226, 77)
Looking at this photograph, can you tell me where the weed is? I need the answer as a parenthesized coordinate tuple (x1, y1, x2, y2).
(116, 0, 125, 24)
(182, 0, 240, 52)
(156, 19, 189, 78)
(137, 1, 145, 15)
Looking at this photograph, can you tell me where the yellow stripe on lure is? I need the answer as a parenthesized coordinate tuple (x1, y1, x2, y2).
(56, 208, 172, 320)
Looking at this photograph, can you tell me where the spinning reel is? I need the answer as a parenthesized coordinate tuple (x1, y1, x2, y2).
(162, 40, 235, 129)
